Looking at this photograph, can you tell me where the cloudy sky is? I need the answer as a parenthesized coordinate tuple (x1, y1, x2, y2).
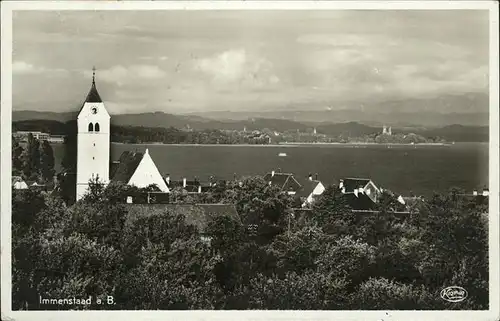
(12, 10, 489, 115)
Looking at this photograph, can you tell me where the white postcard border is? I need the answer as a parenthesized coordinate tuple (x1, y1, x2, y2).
(1, 2, 499, 321)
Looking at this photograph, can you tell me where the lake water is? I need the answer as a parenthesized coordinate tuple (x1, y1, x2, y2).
(52, 143, 489, 197)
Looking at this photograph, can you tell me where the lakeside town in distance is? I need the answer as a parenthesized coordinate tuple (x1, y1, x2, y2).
(7, 8, 492, 312)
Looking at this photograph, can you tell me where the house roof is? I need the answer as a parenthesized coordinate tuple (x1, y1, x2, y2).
(125, 203, 240, 232)
(296, 179, 321, 198)
(342, 178, 371, 193)
(110, 151, 144, 183)
(343, 192, 377, 210)
(166, 180, 202, 190)
(263, 172, 302, 192)
(12, 176, 23, 184)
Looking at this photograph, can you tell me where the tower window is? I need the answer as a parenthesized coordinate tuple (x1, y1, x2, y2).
(88, 123, 94, 132)
(95, 123, 100, 132)
(93, 157, 95, 160)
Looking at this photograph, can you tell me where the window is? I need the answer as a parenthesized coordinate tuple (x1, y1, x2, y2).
(88, 123, 94, 132)
(95, 123, 100, 132)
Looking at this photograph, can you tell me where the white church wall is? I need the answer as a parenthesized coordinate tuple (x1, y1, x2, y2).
(76, 101, 110, 200)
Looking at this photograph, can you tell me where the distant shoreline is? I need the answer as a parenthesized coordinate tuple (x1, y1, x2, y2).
(278, 142, 453, 146)
(110, 142, 457, 147)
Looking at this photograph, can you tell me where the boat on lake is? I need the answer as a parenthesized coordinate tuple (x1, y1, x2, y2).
(278, 152, 287, 157)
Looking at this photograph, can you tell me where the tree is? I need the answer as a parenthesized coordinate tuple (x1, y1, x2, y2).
(39, 140, 55, 184)
(12, 136, 24, 176)
(411, 188, 489, 309)
(352, 277, 435, 310)
(21, 133, 41, 181)
(248, 271, 349, 310)
(222, 176, 293, 244)
(57, 120, 77, 205)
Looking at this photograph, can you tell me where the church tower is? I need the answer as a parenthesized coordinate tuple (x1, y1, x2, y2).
(76, 67, 111, 200)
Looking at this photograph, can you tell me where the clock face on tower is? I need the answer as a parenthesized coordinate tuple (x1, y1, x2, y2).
(91, 107, 98, 114)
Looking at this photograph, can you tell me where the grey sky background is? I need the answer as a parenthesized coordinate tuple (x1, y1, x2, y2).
(12, 10, 489, 115)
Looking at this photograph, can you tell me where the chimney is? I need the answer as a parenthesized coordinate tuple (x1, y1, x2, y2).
(397, 195, 405, 205)
(315, 173, 318, 181)
(183, 178, 187, 188)
(339, 179, 344, 189)
(145, 148, 149, 155)
(308, 173, 312, 181)
(198, 185, 202, 193)
(271, 170, 275, 177)
(483, 189, 489, 197)
(354, 188, 359, 197)
(165, 174, 170, 185)
(358, 187, 364, 194)
(473, 190, 478, 196)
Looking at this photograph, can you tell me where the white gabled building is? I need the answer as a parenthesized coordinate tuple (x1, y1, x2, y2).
(110, 149, 169, 192)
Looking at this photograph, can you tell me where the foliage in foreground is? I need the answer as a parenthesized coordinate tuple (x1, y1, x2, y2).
(11, 180, 488, 310)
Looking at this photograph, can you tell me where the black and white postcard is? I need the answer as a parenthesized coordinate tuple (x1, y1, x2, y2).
(1, 1, 499, 321)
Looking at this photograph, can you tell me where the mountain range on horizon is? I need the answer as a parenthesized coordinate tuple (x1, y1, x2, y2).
(12, 92, 489, 128)
(12, 107, 490, 143)
(183, 92, 489, 127)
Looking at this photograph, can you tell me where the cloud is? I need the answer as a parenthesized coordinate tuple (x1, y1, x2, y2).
(139, 56, 169, 61)
(87, 65, 167, 86)
(13, 61, 38, 74)
(13, 61, 68, 76)
(194, 49, 280, 90)
(297, 34, 398, 48)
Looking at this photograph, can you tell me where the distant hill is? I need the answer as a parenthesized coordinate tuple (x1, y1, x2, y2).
(417, 125, 489, 143)
(12, 111, 78, 123)
(12, 119, 68, 136)
(13, 111, 311, 133)
(316, 122, 378, 137)
(187, 93, 489, 127)
(12, 115, 489, 143)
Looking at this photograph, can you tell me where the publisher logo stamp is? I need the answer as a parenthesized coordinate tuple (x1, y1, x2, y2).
(440, 286, 468, 302)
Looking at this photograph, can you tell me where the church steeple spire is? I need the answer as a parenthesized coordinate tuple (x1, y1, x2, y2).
(84, 66, 102, 103)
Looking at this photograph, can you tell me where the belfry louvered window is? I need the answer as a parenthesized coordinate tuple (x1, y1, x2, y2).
(95, 123, 100, 132)
(88, 123, 94, 132)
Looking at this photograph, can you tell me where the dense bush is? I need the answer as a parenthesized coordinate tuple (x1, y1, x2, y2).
(11, 179, 489, 310)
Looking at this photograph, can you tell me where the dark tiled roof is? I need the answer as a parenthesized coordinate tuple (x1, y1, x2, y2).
(166, 180, 204, 192)
(264, 173, 302, 192)
(110, 151, 144, 183)
(184, 185, 200, 193)
(343, 178, 371, 193)
(296, 179, 321, 198)
(125, 203, 240, 232)
(109, 161, 120, 180)
(343, 193, 376, 210)
(200, 185, 214, 193)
